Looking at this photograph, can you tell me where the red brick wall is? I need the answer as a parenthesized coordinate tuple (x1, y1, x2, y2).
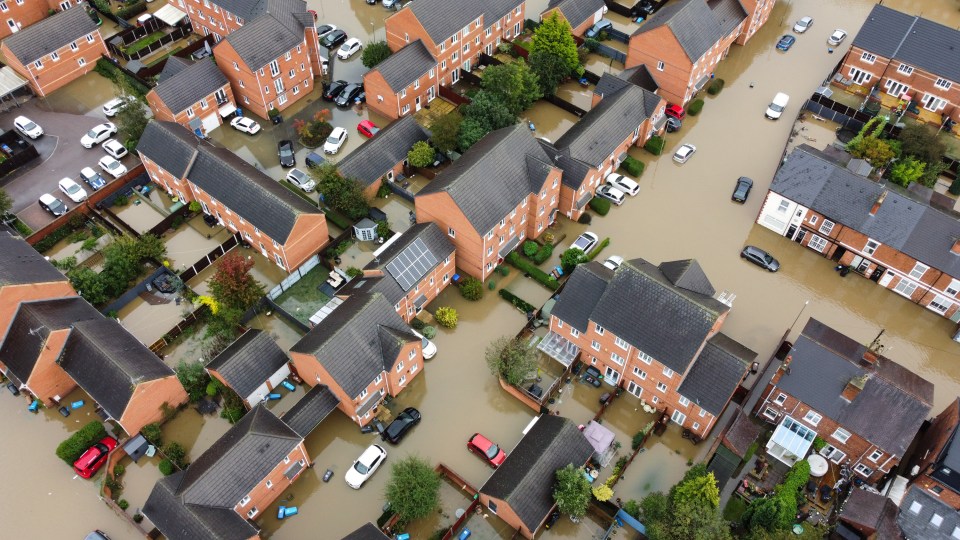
(146, 84, 234, 132)
(837, 46, 887, 94)
(231, 442, 310, 521)
(736, 0, 775, 45)
(394, 251, 455, 322)
(477, 494, 535, 539)
(1, 29, 108, 96)
(0, 0, 67, 39)
(364, 65, 438, 120)
(281, 214, 329, 272)
(23, 328, 75, 403)
(118, 375, 188, 436)
(214, 38, 314, 118)
(0, 282, 76, 345)
(179, 0, 243, 40)
(910, 399, 960, 509)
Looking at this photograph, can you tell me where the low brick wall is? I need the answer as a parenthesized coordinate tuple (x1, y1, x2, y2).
(499, 378, 544, 413)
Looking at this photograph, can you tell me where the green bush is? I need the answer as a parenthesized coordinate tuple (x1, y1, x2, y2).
(115, 1, 147, 20)
(586, 238, 610, 260)
(435, 306, 458, 328)
(488, 280, 496, 290)
(523, 241, 539, 257)
(34, 222, 81, 253)
(163, 442, 187, 468)
(322, 207, 353, 229)
(422, 325, 437, 339)
(687, 99, 704, 116)
(632, 430, 646, 450)
(706, 78, 725, 95)
(13, 219, 32, 236)
(532, 243, 553, 264)
(949, 177, 960, 196)
(158, 459, 175, 476)
(411, 318, 426, 330)
(346, 267, 363, 278)
(497, 265, 510, 277)
(113, 464, 125, 477)
(94, 58, 149, 96)
(505, 252, 559, 290)
(205, 381, 219, 397)
(620, 156, 644, 177)
(141, 422, 162, 446)
(644, 135, 665, 155)
(561, 248, 588, 273)
(56, 421, 107, 465)
(498, 289, 536, 312)
(118, 499, 130, 511)
(459, 276, 484, 301)
(589, 197, 610, 216)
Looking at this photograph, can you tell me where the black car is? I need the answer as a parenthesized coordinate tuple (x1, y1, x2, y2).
(323, 80, 349, 101)
(334, 83, 364, 107)
(321, 29, 348, 49)
(665, 116, 681, 133)
(305, 151, 326, 168)
(382, 407, 421, 444)
(740, 245, 780, 272)
(731, 176, 753, 203)
(278, 139, 296, 168)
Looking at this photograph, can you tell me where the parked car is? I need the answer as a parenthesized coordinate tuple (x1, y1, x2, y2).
(58, 178, 88, 203)
(571, 231, 598, 253)
(793, 16, 813, 33)
(321, 29, 348, 49)
(740, 245, 780, 272)
(80, 167, 106, 190)
(665, 104, 685, 120)
(383, 0, 399, 7)
(665, 116, 681, 133)
(73, 436, 117, 478)
(278, 139, 296, 167)
(230, 116, 261, 135)
(467, 433, 506, 468)
(316, 24, 337, 41)
(81, 122, 117, 148)
(731, 176, 753, 203)
(382, 407, 421, 444)
(102, 139, 128, 160)
(596, 184, 626, 206)
(13, 116, 43, 139)
(38, 193, 68, 216)
(411, 329, 437, 359)
(605, 173, 639, 196)
(585, 19, 612, 39)
(776, 35, 796, 51)
(337, 38, 363, 60)
(334, 83, 365, 107)
(357, 120, 380, 138)
(285, 168, 315, 192)
(102, 97, 128, 117)
(97, 156, 127, 179)
(672, 143, 696, 164)
(84, 531, 111, 540)
(323, 80, 349, 101)
(764, 92, 790, 120)
(345, 444, 387, 488)
(827, 29, 847, 46)
(323, 127, 347, 154)
(602, 255, 624, 271)
(305, 151, 327, 168)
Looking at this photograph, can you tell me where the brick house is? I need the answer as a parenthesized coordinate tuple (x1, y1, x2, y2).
(143, 406, 312, 540)
(753, 318, 933, 484)
(543, 258, 754, 439)
(735, 0, 775, 46)
(835, 488, 901, 540)
(384, 0, 525, 88)
(897, 485, 960, 540)
(289, 292, 425, 426)
(0, 0, 80, 39)
(834, 4, 960, 130)
(0, 6, 108, 96)
(343, 523, 390, 540)
(757, 145, 960, 323)
(336, 115, 430, 199)
(549, 83, 665, 220)
(362, 40, 438, 119)
(206, 329, 292, 408)
(478, 415, 593, 539)
(592, 64, 661, 106)
(137, 121, 329, 272)
(626, 0, 749, 106)
(906, 398, 960, 511)
(146, 57, 235, 135)
(539, 0, 606, 37)
(415, 124, 562, 281)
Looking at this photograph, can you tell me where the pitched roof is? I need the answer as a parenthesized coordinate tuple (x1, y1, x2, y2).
(406, 0, 521, 44)
(58, 318, 177, 420)
(551, 261, 613, 332)
(722, 409, 763, 457)
(367, 40, 437, 93)
(554, 85, 661, 168)
(0, 233, 69, 287)
(3, 7, 97, 63)
(481, 415, 593, 533)
(279, 384, 340, 438)
(290, 292, 418, 398)
(153, 58, 229, 114)
(143, 473, 257, 540)
(220, 0, 311, 70)
(776, 318, 933, 455)
(137, 121, 203, 179)
(677, 333, 754, 415)
(593, 65, 659, 98)
(771, 145, 960, 278)
(418, 124, 557, 234)
(363, 223, 454, 305)
(205, 329, 289, 399)
(343, 523, 390, 540)
(840, 489, 902, 539)
(897, 487, 959, 540)
(338, 115, 430, 187)
(852, 4, 960, 83)
(930, 401, 960, 494)
(543, 0, 606, 30)
(631, 0, 746, 62)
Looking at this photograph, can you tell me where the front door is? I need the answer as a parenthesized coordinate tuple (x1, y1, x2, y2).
(870, 266, 886, 282)
(794, 230, 806, 244)
(603, 366, 619, 385)
(7, 19, 18, 33)
(415, 96, 421, 111)
(878, 270, 895, 287)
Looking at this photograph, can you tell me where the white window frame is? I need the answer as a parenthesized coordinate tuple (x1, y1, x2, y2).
(808, 234, 827, 253)
(671, 410, 686, 425)
(803, 410, 822, 426)
(854, 463, 873, 477)
(860, 51, 877, 63)
(897, 63, 913, 75)
(869, 449, 883, 462)
(610, 352, 625, 366)
(614, 337, 628, 349)
(678, 396, 690, 407)
(632, 367, 646, 379)
(894, 278, 919, 298)
(831, 427, 851, 444)
(774, 393, 787, 405)
(909, 262, 929, 280)
(662, 367, 674, 378)
(656, 382, 668, 392)
(864, 239, 880, 255)
(934, 78, 952, 91)
(819, 220, 834, 235)
(247, 507, 258, 518)
(239, 495, 251, 507)
(945, 279, 960, 296)
(637, 350, 653, 364)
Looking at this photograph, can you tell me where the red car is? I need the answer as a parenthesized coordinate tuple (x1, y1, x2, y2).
(467, 433, 506, 468)
(73, 436, 117, 478)
(665, 104, 685, 120)
(357, 120, 380, 138)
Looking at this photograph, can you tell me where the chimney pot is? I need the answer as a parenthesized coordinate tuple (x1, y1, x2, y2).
(952, 239, 960, 255)
(869, 191, 888, 216)
(861, 350, 878, 366)
(842, 374, 869, 401)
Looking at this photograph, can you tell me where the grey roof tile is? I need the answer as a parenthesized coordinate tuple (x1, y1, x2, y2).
(137, 121, 203, 179)
(279, 384, 340, 438)
(362, 222, 455, 304)
(343, 523, 390, 540)
(543, 0, 605, 30)
(338, 116, 430, 187)
(223, 6, 306, 70)
(897, 487, 959, 540)
(677, 333, 753, 415)
(659, 259, 715, 296)
(552, 261, 612, 333)
(0, 233, 68, 286)
(3, 7, 97, 62)
(153, 58, 229, 114)
(367, 40, 437, 93)
(143, 473, 257, 540)
(631, 0, 746, 62)
(840, 489, 902, 539)
(205, 329, 289, 399)
(407, 0, 521, 44)
(594, 65, 659, 98)
(156, 57, 192, 83)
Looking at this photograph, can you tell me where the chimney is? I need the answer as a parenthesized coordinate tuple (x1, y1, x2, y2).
(861, 350, 878, 366)
(841, 374, 869, 402)
(363, 269, 384, 278)
(952, 239, 960, 255)
(869, 191, 887, 216)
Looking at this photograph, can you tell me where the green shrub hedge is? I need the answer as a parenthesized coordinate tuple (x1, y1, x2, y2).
(459, 276, 484, 300)
(56, 421, 107, 465)
(644, 135, 665, 155)
(687, 99, 704, 116)
(620, 156, 644, 177)
(116, 1, 147, 20)
(522, 241, 538, 257)
(589, 197, 610, 216)
(586, 238, 610, 260)
(34, 224, 76, 253)
(158, 459, 175, 476)
(498, 289, 536, 313)
(506, 252, 559, 290)
(706, 78, 725, 95)
(94, 58, 149, 97)
(322, 207, 353, 229)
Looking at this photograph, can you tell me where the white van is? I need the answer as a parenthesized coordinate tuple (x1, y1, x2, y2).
(765, 92, 790, 120)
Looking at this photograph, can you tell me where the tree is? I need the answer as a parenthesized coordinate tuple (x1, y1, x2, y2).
(384, 456, 441, 523)
(176, 360, 211, 402)
(485, 335, 537, 385)
(361, 41, 392, 68)
(434, 306, 458, 328)
(310, 162, 370, 219)
(114, 97, 149, 148)
(407, 141, 436, 168)
(889, 156, 926, 186)
(530, 13, 580, 77)
(480, 59, 542, 116)
(553, 464, 591, 519)
(898, 123, 946, 166)
(560, 248, 588, 273)
(458, 91, 517, 150)
(0, 188, 12, 215)
(430, 110, 462, 153)
(459, 276, 483, 301)
(209, 252, 265, 312)
(847, 136, 896, 168)
(641, 465, 731, 540)
(529, 49, 573, 96)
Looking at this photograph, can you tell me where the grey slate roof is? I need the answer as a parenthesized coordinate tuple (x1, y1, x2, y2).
(343, 523, 390, 540)
(338, 115, 430, 187)
(543, 0, 605, 30)
(554, 84, 661, 168)
(776, 318, 933, 456)
(290, 292, 418, 398)
(220, 0, 311, 70)
(481, 415, 593, 533)
(593, 65, 659, 98)
(3, 7, 97, 63)
(418, 124, 557, 235)
(897, 487, 959, 540)
(143, 473, 256, 540)
(0, 233, 68, 286)
(363, 222, 454, 305)
(930, 401, 960, 494)
(407, 0, 521, 44)
(551, 261, 612, 332)
(677, 333, 754, 415)
(137, 121, 203, 179)
(840, 489, 902, 539)
(279, 384, 340, 438)
(852, 4, 960, 84)
(153, 58, 229, 114)
(205, 329, 289, 400)
(772, 145, 960, 278)
(58, 317, 177, 420)
(368, 40, 437, 93)
(631, 0, 746, 62)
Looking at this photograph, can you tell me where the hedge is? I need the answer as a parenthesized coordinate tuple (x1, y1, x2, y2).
(620, 156, 644, 177)
(322, 207, 353, 229)
(644, 135, 665, 155)
(687, 98, 704, 116)
(34, 224, 76, 253)
(706, 78, 725, 95)
(280, 180, 318, 205)
(94, 58, 149, 97)
(586, 238, 610, 260)
(115, 1, 147, 20)
(506, 252, 559, 290)
(56, 421, 107, 465)
(499, 289, 536, 313)
(589, 197, 610, 216)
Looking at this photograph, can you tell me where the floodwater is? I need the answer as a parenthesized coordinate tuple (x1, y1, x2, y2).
(116, 292, 193, 347)
(188, 245, 289, 297)
(112, 198, 165, 234)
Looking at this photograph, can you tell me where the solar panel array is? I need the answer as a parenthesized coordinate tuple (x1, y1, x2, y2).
(385, 238, 438, 291)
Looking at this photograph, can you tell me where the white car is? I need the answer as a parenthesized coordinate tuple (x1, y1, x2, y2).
(602, 255, 624, 271)
(58, 177, 88, 203)
(765, 92, 790, 120)
(230, 116, 261, 135)
(323, 127, 347, 154)
(337, 38, 363, 60)
(596, 185, 625, 206)
(81, 122, 117, 148)
(102, 97, 128, 117)
(673, 143, 697, 164)
(571, 231, 598, 253)
(793, 16, 813, 33)
(14, 116, 43, 139)
(605, 173, 639, 196)
(411, 329, 437, 360)
(345, 444, 387, 489)
(285, 168, 316, 192)
(98, 155, 128, 179)
(827, 29, 847, 46)
(102, 139, 128, 160)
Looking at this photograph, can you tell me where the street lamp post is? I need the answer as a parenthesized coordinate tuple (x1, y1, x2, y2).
(789, 300, 810, 335)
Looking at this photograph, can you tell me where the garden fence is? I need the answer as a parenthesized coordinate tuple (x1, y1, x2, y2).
(266, 254, 322, 300)
(178, 233, 239, 282)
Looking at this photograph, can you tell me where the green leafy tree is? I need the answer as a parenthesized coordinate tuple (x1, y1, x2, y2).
(361, 41, 392, 68)
(310, 162, 370, 219)
(560, 248, 588, 273)
(384, 456, 441, 522)
(920, 160, 948, 188)
(847, 136, 896, 168)
(175, 360, 211, 402)
(529, 49, 573, 96)
(68, 266, 108, 305)
(0, 188, 12, 215)
(407, 141, 436, 168)
(898, 123, 946, 165)
(459, 91, 516, 150)
(530, 13, 580, 76)
(553, 464, 591, 519)
(430, 110, 462, 153)
(480, 59, 542, 116)
(889, 156, 926, 186)
(642, 465, 731, 540)
(114, 90, 149, 148)
(485, 335, 537, 385)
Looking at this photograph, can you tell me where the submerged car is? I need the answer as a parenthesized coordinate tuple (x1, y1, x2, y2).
(585, 19, 612, 39)
(467, 433, 506, 468)
(827, 29, 847, 46)
(382, 407, 421, 444)
(741, 245, 780, 272)
(673, 143, 697, 164)
(345, 444, 387, 488)
(334, 83, 364, 107)
(665, 104, 685, 120)
(793, 16, 813, 33)
(230, 116, 261, 135)
(411, 329, 437, 360)
(731, 176, 753, 203)
(73, 436, 117, 478)
(776, 35, 796, 52)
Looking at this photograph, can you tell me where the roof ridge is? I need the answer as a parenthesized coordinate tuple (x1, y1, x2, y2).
(195, 146, 305, 217)
(890, 15, 920, 59)
(66, 321, 141, 382)
(621, 261, 723, 316)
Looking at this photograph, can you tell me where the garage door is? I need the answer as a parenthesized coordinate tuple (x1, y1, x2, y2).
(246, 382, 269, 405)
(201, 113, 220, 133)
(268, 364, 292, 388)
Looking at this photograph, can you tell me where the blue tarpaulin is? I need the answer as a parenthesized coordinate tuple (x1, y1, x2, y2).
(615, 509, 646, 534)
